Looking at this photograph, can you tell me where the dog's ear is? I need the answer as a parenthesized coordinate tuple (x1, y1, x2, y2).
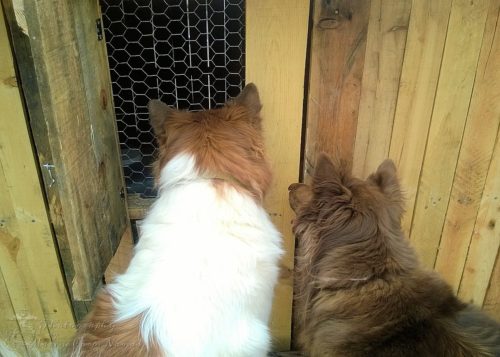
(288, 183, 313, 213)
(148, 100, 178, 137)
(369, 159, 401, 197)
(233, 83, 262, 116)
(314, 153, 339, 183)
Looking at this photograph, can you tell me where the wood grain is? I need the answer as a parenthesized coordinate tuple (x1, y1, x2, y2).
(483, 252, 500, 320)
(246, 0, 309, 350)
(408, 0, 490, 268)
(0, 7, 74, 352)
(304, 0, 371, 180)
(352, 0, 411, 178)
(435, 0, 500, 292)
(2, 0, 128, 305)
(388, 0, 453, 237)
(458, 126, 500, 306)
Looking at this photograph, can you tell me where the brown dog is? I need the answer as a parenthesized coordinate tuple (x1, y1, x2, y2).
(289, 153, 500, 357)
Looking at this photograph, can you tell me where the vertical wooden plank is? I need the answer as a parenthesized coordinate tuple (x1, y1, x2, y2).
(435, 0, 500, 292)
(0, 6, 75, 352)
(2, 0, 128, 305)
(458, 131, 500, 306)
(0, 268, 27, 355)
(73, 0, 129, 255)
(246, 0, 309, 350)
(409, 0, 490, 268)
(352, 0, 411, 178)
(304, 0, 371, 179)
(104, 226, 133, 283)
(483, 252, 500, 320)
(389, 0, 452, 237)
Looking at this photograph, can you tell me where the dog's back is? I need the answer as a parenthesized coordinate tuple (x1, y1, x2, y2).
(289, 155, 500, 357)
(70, 84, 283, 356)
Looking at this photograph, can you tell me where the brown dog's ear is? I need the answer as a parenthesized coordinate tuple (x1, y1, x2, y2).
(369, 159, 400, 196)
(314, 153, 339, 183)
(288, 183, 313, 213)
(233, 83, 262, 115)
(148, 100, 177, 136)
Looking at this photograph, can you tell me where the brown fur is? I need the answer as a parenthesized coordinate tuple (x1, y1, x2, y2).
(289, 153, 500, 357)
(69, 84, 271, 356)
(68, 289, 161, 356)
(148, 83, 271, 201)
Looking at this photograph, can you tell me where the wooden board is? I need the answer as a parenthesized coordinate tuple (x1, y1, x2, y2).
(352, 0, 411, 178)
(0, 7, 74, 352)
(483, 252, 500, 320)
(2, 0, 128, 306)
(435, 0, 500, 292)
(458, 125, 500, 306)
(304, 0, 371, 180)
(104, 226, 134, 283)
(408, 0, 490, 268)
(246, 0, 309, 350)
(388, 0, 453, 237)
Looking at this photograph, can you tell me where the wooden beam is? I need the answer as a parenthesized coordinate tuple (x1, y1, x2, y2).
(304, 0, 371, 179)
(483, 252, 500, 320)
(408, 0, 490, 268)
(388, 0, 453, 238)
(0, 7, 74, 352)
(246, 0, 309, 350)
(435, 0, 500, 292)
(2, 0, 128, 303)
(458, 125, 500, 306)
(352, 0, 411, 178)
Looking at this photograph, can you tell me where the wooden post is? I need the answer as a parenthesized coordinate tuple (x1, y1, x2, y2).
(246, 0, 310, 350)
(303, 0, 371, 180)
(1, 0, 128, 316)
(0, 7, 74, 353)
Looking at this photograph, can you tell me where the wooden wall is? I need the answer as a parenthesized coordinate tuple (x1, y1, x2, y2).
(246, 0, 310, 349)
(305, 0, 500, 318)
(0, 7, 74, 354)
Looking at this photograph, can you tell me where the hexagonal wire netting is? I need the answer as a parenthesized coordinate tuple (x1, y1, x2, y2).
(100, 0, 245, 197)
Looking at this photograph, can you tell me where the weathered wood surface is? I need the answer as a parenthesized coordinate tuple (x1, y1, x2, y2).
(246, 0, 310, 350)
(104, 226, 134, 283)
(304, 0, 371, 180)
(0, 7, 74, 352)
(388, 0, 453, 237)
(2, 0, 128, 308)
(435, 0, 500, 292)
(352, 0, 411, 178)
(408, 0, 490, 268)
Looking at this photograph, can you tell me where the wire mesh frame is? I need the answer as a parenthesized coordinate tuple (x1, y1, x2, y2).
(100, 0, 246, 197)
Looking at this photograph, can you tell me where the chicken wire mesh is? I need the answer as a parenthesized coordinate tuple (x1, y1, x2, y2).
(100, 0, 245, 197)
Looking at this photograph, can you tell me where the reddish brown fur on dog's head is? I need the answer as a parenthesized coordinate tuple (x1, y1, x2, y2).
(148, 83, 271, 201)
(289, 154, 496, 356)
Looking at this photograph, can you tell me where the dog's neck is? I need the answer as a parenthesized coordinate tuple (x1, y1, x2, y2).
(202, 172, 263, 203)
(158, 154, 263, 202)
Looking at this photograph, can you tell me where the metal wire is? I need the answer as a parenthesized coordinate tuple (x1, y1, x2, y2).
(100, 0, 245, 197)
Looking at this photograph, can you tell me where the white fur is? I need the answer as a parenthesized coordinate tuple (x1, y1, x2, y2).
(109, 153, 283, 357)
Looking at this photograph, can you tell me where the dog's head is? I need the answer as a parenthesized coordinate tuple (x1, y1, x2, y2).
(148, 84, 271, 199)
(289, 154, 415, 280)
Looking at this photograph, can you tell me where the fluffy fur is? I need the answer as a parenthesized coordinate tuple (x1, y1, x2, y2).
(289, 153, 500, 357)
(70, 84, 283, 356)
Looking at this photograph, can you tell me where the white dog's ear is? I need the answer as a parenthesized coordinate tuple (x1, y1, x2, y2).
(148, 100, 178, 137)
(233, 83, 262, 115)
(288, 183, 313, 213)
